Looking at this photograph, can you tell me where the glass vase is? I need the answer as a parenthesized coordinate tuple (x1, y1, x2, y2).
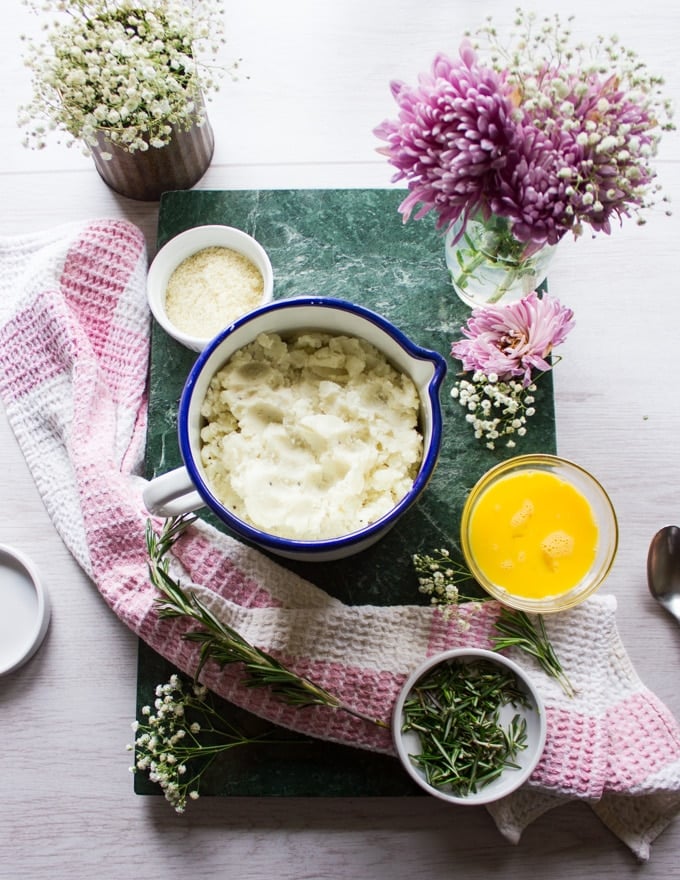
(90, 114, 215, 202)
(445, 214, 556, 308)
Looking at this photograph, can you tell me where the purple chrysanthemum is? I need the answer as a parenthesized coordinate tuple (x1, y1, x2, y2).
(499, 70, 661, 242)
(557, 74, 659, 233)
(375, 13, 673, 244)
(374, 42, 518, 230)
(487, 127, 572, 249)
(450, 292, 575, 385)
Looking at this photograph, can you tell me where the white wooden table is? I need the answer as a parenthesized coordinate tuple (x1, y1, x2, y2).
(1, 2, 679, 877)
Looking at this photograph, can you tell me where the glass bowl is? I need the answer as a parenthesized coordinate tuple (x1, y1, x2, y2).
(460, 454, 618, 613)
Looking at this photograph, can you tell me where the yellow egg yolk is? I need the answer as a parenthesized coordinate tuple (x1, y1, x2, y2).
(468, 469, 598, 599)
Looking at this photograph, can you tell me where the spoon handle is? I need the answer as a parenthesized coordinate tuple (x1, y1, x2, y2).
(664, 601, 680, 626)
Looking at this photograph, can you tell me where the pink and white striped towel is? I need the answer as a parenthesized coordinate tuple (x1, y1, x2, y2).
(0, 219, 679, 859)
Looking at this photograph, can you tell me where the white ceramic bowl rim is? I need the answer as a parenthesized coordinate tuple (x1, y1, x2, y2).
(392, 648, 547, 805)
(0, 543, 51, 676)
(177, 295, 447, 555)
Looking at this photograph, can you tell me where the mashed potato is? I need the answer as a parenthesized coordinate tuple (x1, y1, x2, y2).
(199, 330, 423, 540)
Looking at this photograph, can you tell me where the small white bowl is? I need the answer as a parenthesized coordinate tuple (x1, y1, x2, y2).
(147, 224, 274, 351)
(0, 544, 51, 676)
(392, 648, 546, 805)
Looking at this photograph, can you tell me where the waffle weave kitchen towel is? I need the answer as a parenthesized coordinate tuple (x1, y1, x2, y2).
(1, 219, 679, 860)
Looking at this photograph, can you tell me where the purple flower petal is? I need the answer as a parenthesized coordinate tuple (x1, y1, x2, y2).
(373, 43, 518, 231)
(450, 292, 575, 385)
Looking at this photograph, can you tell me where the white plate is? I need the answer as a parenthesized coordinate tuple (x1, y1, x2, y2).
(0, 544, 50, 675)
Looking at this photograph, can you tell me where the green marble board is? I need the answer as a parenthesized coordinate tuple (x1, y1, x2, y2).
(137, 188, 557, 798)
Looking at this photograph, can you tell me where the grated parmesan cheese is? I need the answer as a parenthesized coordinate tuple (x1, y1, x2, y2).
(165, 246, 264, 339)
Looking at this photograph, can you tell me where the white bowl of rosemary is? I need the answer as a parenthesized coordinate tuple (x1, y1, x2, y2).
(392, 648, 547, 805)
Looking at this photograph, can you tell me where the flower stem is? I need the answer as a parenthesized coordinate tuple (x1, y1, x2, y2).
(485, 267, 523, 303)
(452, 245, 488, 293)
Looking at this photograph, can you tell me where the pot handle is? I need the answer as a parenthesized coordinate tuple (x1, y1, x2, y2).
(143, 467, 205, 518)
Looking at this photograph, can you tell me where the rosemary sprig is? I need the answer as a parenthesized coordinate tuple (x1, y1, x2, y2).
(491, 607, 576, 698)
(145, 515, 388, 729)
(412, 550, 575, 697)
(402, 659, 530, 796)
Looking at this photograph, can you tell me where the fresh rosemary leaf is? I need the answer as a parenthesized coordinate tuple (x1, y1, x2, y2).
(492, 607, 576, 698)
(411, 550, 575, 698)
(146, 515, 388, 728)
(402, 659, 531, 797)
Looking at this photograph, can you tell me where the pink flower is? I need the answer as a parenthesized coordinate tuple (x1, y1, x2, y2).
(450, 292, 575, 385)
(373, 43, 518, 231)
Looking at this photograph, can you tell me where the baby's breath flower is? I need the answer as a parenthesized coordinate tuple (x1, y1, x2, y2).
(128, 673, 288, 813)
(412, 548, 480, 621)
(19, 0, 238, 155)
(451, 374, 540, 450)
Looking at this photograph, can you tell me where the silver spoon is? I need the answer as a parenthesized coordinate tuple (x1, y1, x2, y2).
(647, 525, 680, 625)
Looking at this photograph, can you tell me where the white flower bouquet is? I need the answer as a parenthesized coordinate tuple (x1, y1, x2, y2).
(18, 0, 233, 156)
